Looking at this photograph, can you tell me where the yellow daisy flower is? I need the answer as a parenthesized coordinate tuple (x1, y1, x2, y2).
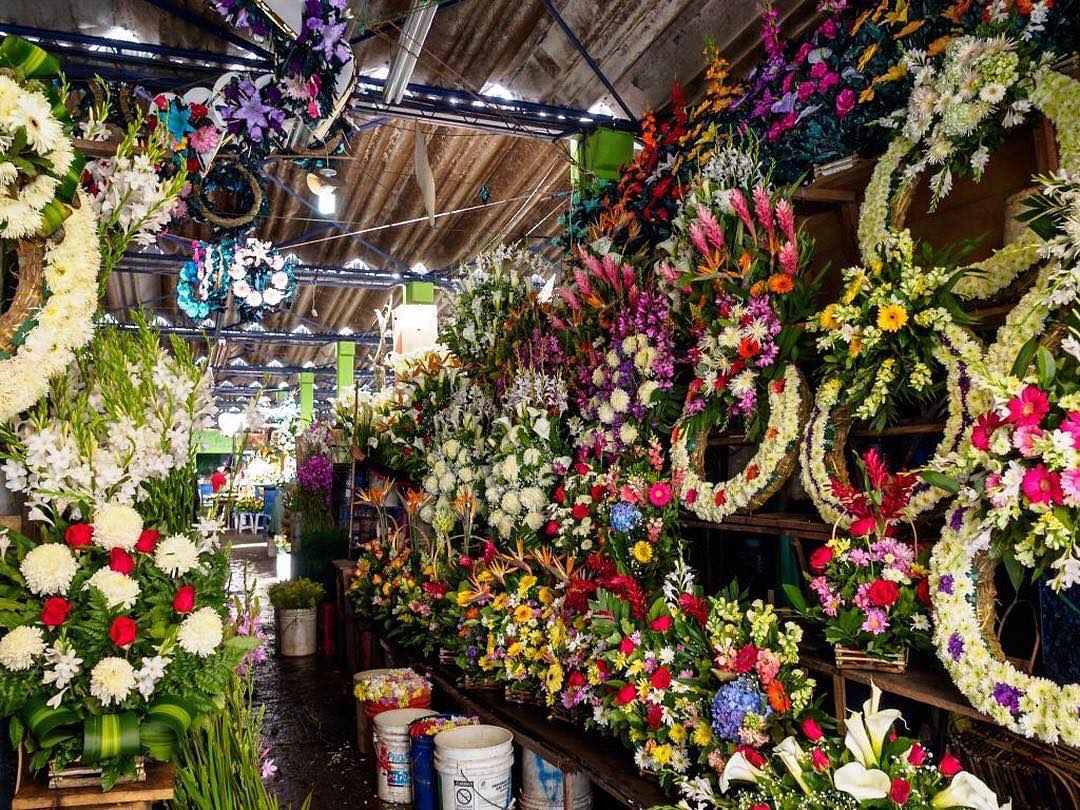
(818, 303, 840, 331)
(877, 304, 908, 332)
(631, 541, 654, 564)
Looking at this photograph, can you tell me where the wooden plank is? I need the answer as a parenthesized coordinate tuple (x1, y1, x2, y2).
(13, 762, 174, 808)
(801, 655, 991, 723)
(682, 511, 831, 540)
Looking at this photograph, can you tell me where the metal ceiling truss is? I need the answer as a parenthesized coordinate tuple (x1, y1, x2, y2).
(212, 384, 343, 400)
(217, 363, 374, 377)
(110, 320, 380, 347)
(134, 0, 273, 59)
(114, 252, 451, 291)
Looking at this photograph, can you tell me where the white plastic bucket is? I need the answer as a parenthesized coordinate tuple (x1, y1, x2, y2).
(374, 708, 438, 804)
(434, 725, 514, 810)
(354, 668, 398, 754)
(276, 608, 316, 656)
(520, 750, 592, 810)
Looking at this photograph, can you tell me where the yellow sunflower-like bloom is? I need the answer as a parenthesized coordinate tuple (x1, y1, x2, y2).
(877, 304, 909, 332)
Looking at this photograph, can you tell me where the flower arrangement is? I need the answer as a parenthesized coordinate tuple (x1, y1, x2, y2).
(177, 239, 231, 321)
(267, 578, 325, 610)
(178, 238, 298, 322)
(0, 319, 215, 531)
(693, 684, 1011, 809)
(788, 450, 933, 661)
(353, 668, 431, 709)
(419, 387, 493, 527)
(0, 511, 250, 788)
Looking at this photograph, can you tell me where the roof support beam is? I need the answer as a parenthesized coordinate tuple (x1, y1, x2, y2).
(134, 0, 273, 59)
(110, 320, 380, 347)
(536, 0, 635, 121)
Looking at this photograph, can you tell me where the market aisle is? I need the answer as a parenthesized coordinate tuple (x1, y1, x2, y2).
(229, 542, 379, 809)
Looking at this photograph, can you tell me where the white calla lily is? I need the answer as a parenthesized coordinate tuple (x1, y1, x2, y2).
(931, 772, 1011, 810)
(719, 751, 763, 794)
(844, 683, 903, 766)
(833, 761, 891, 801)
(775, 736, 812, 795)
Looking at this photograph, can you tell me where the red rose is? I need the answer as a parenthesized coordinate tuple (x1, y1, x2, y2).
(733, 644, 759, 674)
(735, 745, 766, 768)
(568, 671, 586, 688)
(109, 616, 137, 647)
(939, 752, 963, 777)
(41, 597, 73, 627)
(65, 523, 93, 549)
(907, 742, 926, 766)
(916, 578, 931, 606)
(889, 778, 911, 805)
(135, 529, 160, 553)
(589, 484, 605, 503)
(650, 666, 672, 690)
(173, 585, 196, 614)
(650, 615, 673, 632)
(574, 462, 589, 476)
(645, 703, 663, 730)
(808, 545, 833, 573)
(868, 579, 900, 608)
(800, 717, 824, 742)
(614, 683, 637, 705)
(811, 747, 830, 771)
(553, 486, 566, 504)
(618, 637, 636, 655)
(110, 548, 135, 575)
(571, 503, 590, 521)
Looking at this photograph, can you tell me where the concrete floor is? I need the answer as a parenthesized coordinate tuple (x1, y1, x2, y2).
(229, 541, 379, 810)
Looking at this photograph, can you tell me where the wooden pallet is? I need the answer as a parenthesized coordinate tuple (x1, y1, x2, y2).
(13, 761, 174, 809)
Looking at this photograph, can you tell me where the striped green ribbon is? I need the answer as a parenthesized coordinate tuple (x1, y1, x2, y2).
(0, 35, 60, 81)
(24, 695, 199, 764)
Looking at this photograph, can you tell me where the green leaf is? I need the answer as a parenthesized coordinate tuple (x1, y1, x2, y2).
(1036, 346, 1057, 388)
(1011, 336, 1041, 378)
(920, 470, 961, 494)
(1003, 553, 1026, 593)
(782, 584, 808, 611)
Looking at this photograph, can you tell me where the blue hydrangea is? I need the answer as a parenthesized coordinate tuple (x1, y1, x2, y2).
(609, 502, 642, 533)
(711, 676, 765, 742)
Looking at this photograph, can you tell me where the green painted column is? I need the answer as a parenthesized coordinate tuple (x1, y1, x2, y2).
(299, 371, 314, 427)
(404, 280, 434, 304)
(336, 341, 356, 395)
(569, 127, 635, 190)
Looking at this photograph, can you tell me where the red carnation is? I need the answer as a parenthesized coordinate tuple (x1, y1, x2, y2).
(614, 683, 637, 705)
(544, 521, 560, 536)
(553, 486, 566, 504)
(589, 484, 605, 503)
(733, 644, 759, 674)
(571, 503, 590, 521)
(574, 462, 589, 476)
(135, 529, 161, 553)
(65, 523, 93, 549)
(868, 579, 900, 608)
(650, 615, 673, 632)
(650, 666, 672, 690)
(889, 778, 911, 805)
(173, 585, 196, 614)
(618, 637, 636, 655)
(808, 545, 833, 573)
(939, 752, 963, 777)
(646, 703, 663, 730)
(110, 547, 135, 575)
(41, 597, 73, 627)
(109, 616, 137, 648)
(916, 578, 931, 606)
(685, 489, 697, 504)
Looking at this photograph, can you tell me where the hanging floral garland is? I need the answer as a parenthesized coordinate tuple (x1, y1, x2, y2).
(799, 229, 985, 527)
(659, 141, 817, 523)
(177, 238, 298, 322)
(859, 48, 1080, 303)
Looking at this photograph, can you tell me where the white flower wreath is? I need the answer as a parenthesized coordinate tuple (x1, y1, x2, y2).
(930, 499, 1080, 746)
(673, 364, 807, 523)
(859, 70, 1080, 303)
(0, 194, 100, 424)
(799, 323, 985, 527)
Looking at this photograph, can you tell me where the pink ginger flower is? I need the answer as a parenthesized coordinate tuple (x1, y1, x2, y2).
(1022, 463, 1063, 506)
(696, 205, 725, 251)
(658, 261, 679, 284)
(573, 268, 592, 298)
(775, 198, 796, 242)
(728, 189, 756, 238)
(690, 222, 710, 257)
(779, 241, 799, 276)
(558, 287, 580, 312)
(753, 186, 774, 240)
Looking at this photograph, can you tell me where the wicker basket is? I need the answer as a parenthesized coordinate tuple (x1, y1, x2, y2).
(48, 756, 147, 789)
(951, 718, 1080, 809)
(834, 644, 908, 673)
(459, 674, 499, 691)
(0, 239, 45, 356)
(504, 683, 539, 705)
(438, 647, 455, 666)
(551, 703, 589, 725)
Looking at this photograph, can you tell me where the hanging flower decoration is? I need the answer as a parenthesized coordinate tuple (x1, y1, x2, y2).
(177, 238, 298, 322)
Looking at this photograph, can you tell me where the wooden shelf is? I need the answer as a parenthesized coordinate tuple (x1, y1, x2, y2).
(682, 511, 831, 540)
(13, 762, 175, 808)
(801, 654, 991, 731)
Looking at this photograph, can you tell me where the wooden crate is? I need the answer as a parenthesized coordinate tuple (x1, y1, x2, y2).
(13, 761, 174, 809)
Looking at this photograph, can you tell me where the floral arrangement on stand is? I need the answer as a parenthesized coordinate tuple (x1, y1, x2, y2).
(177, 237, 298, 322)
(284, 423, 335, 535)
(787, 450, 932, 666)
(353, 668, 432, 709)
(685, 683, 1011, 810)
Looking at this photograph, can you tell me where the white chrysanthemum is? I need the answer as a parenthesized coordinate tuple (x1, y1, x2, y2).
(177, 608, 223, 657)
(153, 534, 200, 577)
(0, 626, 46, 671)
(90, 657, 136, 706)
(86, 568, 141, 610)
(20, 543, 79, 596)
(92, 503, 144, 550)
